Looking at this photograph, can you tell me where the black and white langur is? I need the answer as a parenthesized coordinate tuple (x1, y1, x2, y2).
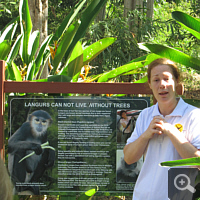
(116, 157, 142, 183)
(8, 110, 55, 194)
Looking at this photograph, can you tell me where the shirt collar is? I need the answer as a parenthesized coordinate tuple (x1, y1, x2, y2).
(152, 97, 188, 117)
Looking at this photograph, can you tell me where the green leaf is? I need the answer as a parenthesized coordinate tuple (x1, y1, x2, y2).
(26, 60, 35, 81)
(0, 22, 18, 43)
(35, 35, 52, 68)
(53, 21, 80, 71)
(97, 53, 161, 83)
(123, 69, 147, 76)
(42, 49, 51, 66)
(48, 75, 71, 82)
(64, 0, 107, 64)
(50, 0, 86, 44)
(19, 142, 55, 163)
(98, 61, 144, 82)
(32, 78, 47, 82)
(6, 63, 15, 80)
(139, 43, 200, 71)
(69, 41, 83, 63)
(77, 187, 98, 200)
(127, 55, 148, 64)
(83, 37, 116, 65)
(0, 16, 19, 35)
(35, 35, 53, 78)
(0, 40, 11, 60)
(12, 62, 22, 81)
(60, 41, 83, 77)
(72, 72, 80, 82)
(28, 31, 40, 64)
(143, 53, 163, 65)
(160, 157, 200, 167)
(19, 0, 32, 65)
(124, 53, 160, 76)
(66, 54, 83, 78)
(134, 76, 148, 83)
(7, 34, 23, 65)
(172, 11, 200, 40)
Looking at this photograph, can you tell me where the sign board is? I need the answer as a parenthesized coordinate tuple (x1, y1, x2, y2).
(8, 96, 149, 195)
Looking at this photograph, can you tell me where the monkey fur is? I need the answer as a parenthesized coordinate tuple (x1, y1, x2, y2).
(8, 110, 55, 194)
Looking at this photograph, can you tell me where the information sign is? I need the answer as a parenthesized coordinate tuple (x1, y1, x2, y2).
(8, 97, 149, 195)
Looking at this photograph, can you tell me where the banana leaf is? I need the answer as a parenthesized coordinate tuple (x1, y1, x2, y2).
(0, 40, 11, 60)
(160, 157, 200, 167)
(123, 69, 147, 76)
(68, 41, 83, 64)
(19, 0, 32, 65)
(134, 76, 148, 83)
(139, 43, 200, 71)
(60, 37, 116, 79)
(6, 34, 23, 65)
(67, 53, 83, 78)
(172, 11, 200, 40)
(97, 53, 161, 82)
(53, 21, 80, 71)
(97, 61, 144, 82)
(83, 37, 117, 65)
(60, 41, 83, 78)
(127, 55, 148, 64)
(64, 0, 107, 65)
(143, 53, 163, 65)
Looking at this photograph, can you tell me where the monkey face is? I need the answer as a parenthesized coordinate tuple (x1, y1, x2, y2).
(31, 116, 50, 137)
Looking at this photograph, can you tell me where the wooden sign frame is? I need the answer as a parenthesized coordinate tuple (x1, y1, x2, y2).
(0, 60, 184, 158)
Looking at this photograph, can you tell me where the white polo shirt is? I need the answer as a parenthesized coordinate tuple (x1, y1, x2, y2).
(126, 98, 200, 200)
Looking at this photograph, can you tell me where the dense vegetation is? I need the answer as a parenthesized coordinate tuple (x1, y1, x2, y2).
(1, 0, 200, 82)
(2, 1, 200, 200)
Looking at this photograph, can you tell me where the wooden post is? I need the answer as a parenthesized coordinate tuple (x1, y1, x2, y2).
(0, 60, 5, 159)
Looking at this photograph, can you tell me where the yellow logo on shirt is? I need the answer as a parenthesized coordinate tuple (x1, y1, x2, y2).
(175, 124, 183, 132)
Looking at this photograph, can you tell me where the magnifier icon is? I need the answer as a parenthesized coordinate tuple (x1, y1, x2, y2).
(174, 174, 196, 193)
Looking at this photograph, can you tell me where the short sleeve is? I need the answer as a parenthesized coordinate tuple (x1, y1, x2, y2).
(187, 109, 200, 149)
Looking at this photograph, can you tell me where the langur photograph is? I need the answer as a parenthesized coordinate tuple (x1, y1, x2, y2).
(8, 109, 56, 195)
(116, 150, 143, 183)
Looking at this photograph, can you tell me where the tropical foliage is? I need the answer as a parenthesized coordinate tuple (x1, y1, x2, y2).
(139, 11, 200, 72)
(1, 1, 199, 85)
(0, 0, 118, 83)
(82, 0, 200, 83)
